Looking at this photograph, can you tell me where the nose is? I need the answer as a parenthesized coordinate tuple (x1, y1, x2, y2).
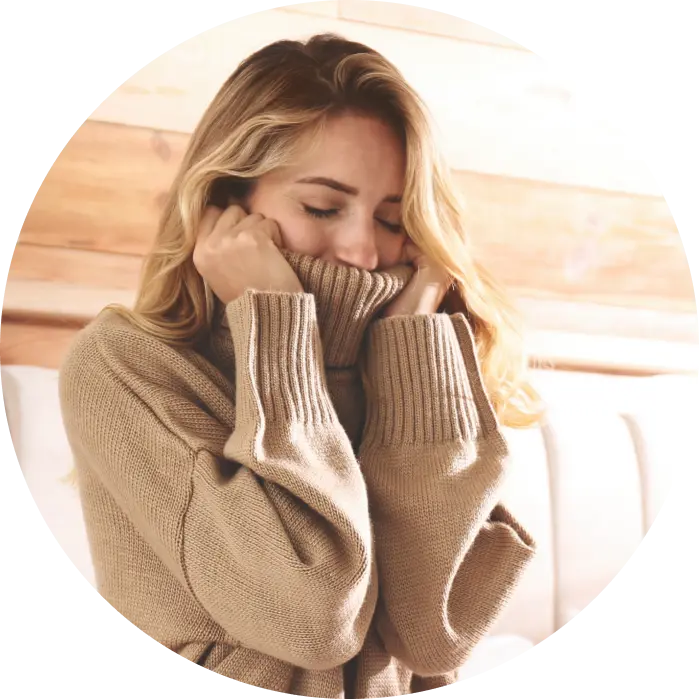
(331, 217, 380, 271)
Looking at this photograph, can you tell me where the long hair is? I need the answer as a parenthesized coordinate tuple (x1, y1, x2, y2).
(103, 33, 544, 429)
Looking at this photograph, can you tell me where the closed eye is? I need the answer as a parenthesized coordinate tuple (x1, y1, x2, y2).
(304, 205, 403, 234)
(377, 218, 403, 234)
(303, 205, 339, 219)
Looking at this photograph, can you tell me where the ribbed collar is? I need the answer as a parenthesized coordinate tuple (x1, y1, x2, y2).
(217, 249, 415, 368)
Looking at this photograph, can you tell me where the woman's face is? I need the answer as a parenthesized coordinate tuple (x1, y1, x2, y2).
(245, 112, 408, 271)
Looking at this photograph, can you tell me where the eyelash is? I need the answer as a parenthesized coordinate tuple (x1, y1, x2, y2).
(303, 205, 403, 234)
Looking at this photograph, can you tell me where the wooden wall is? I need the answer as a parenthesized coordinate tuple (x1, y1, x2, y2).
(2, 2, 697, 374)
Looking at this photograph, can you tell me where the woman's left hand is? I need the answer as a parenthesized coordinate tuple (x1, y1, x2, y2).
(382, 240, 453, 318)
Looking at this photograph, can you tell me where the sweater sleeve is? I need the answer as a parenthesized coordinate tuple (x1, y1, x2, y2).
(357, 311, 536, 677)
(58, 290, 377, 672)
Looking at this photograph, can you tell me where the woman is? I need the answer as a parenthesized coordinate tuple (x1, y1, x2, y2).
(59, 33, 543, 697)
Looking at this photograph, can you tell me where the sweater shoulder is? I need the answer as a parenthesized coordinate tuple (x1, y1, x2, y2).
(60, 307, 189, 379)
(58, 307, 210, 416)
(58, 308, 231, 454)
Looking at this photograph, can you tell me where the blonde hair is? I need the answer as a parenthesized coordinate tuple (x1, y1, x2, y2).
(103, 33, 544, 429)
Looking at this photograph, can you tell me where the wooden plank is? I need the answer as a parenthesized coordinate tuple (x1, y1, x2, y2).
(18, 120, 692, 314)
(0, 320, 83, 369)
(338, 0, 525, 50)
(2, 280, 135, 325)
(87, 8, 659, 195)
(516, 296, 698, 345)
(526, 331, 699, 376)
(8, 243, 143, 290)
(20, 121, 183, 254)
(451, 170, 695, 313)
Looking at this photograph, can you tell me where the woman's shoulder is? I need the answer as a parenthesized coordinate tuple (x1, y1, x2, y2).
(59, 306, 200, 398)
(59, 307, 233, 455)
(63, 306, 173, 363)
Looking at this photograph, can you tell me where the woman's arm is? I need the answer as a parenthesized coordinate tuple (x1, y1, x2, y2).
(358, 311, 536, 677)
(59, 289, 377, 672)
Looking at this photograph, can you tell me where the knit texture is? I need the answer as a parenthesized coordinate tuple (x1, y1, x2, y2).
(58, 250, 536, 697)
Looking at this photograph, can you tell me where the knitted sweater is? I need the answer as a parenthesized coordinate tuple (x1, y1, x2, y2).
(58, 249, 536, 698)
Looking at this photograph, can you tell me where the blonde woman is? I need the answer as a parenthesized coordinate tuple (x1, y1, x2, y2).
(59, 33, 543, 697)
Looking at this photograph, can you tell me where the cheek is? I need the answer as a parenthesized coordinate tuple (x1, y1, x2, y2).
(378, 234, 408, 267)
(271, 210, 326, 256)
(247, 194, 325, 256)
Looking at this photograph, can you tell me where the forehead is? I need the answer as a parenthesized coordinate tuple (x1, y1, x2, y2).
(272, 113, 406, 195)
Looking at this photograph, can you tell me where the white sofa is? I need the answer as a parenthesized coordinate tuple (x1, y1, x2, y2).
(2, 363, 696, 679)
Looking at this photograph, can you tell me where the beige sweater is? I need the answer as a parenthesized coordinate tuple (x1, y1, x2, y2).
(58, 249, 536, 698)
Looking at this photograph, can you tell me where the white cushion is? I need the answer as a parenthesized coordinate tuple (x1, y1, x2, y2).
(458, 634, 534, 680)
(1, 365, 96, 587)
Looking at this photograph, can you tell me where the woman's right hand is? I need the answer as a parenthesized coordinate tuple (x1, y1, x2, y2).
(193, 204, 304, 305)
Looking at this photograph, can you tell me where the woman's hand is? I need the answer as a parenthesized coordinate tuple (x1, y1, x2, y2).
(193, 204, 303, 305)
(382, 240, 453, 318)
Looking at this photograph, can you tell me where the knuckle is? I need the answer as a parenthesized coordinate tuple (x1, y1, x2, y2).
(227, 203, 245, 215)
(237, 230, 254, 243)
(243, 213, 265, 229)
(263, 218, 279, 233)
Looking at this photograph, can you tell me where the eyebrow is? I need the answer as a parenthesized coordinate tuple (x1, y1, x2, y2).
(295, 176, 402, 203)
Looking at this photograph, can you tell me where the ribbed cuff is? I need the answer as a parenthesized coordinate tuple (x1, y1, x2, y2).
(226, 289, 337, 425)
(362, 313, 479, 446)
(489, 503, 537, 551)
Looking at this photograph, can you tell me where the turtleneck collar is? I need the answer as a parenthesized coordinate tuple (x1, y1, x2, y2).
(217, 248, 415, 368)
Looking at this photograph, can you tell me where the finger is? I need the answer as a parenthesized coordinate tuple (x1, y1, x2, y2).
(254, 218, 283, 247)
(211, 205, 255, 241)
(401, 240, 421, 265)
(196, 205, 225, 245)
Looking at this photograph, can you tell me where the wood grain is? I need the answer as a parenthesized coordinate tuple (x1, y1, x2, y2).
(2, 280, 135, 325)
(9, 243, 143, 290)
(17, 120, 694, 313)
(0, 320, 83, 370)
(20, 121, 183, 255)
(451, 170, 696, 312)
(525, 330, 698, 376)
